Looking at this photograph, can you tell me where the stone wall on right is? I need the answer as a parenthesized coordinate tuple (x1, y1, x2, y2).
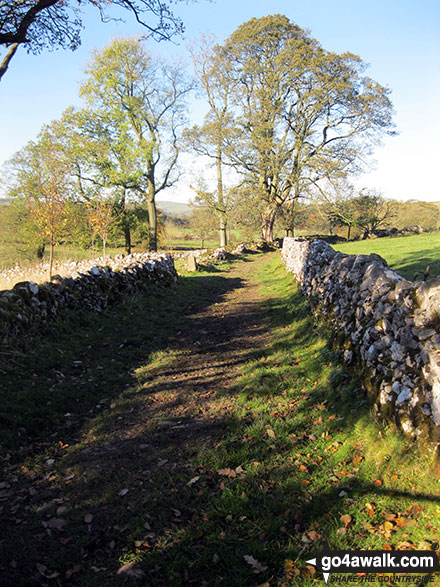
(281, 237, 440, 442)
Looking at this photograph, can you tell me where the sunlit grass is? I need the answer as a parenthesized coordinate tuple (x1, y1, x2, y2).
(334, 232, 440, 280)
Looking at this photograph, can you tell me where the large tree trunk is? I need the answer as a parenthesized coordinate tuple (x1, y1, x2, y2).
(260, 206, 277, 242)
(216, 151, 228, 247)
(124, 225, 132, 254)
(219, 213, 227, 247)
(120, 189, 132, 254)
(147, 199, 157, 251)
(147, 170, 158, 251)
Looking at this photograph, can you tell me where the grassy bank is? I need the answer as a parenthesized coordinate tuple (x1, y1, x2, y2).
(333, 232, 440, 281)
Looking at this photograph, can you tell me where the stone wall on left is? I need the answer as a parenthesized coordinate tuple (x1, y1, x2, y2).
(0, 253, 177, 343)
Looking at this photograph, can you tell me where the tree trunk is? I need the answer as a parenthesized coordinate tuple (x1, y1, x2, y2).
(49, 240, 54, 281)
(120, 190, 131, 254)
(124, 224, 132, 254)
(36, 243, 45, 260)
(216, 151, 228, 248)
(260, 206, 277, 242)
(347, 225, 351, 240)
(146, 169, 158, 251)
(147, 199, 157, 251)
(219, 213, 227, 247)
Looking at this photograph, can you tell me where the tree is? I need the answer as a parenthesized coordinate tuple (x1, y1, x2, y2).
(86, 196, 122, 258)
(6, 125, 72, 279)
(185, 35, 238, 247)
(80, 37, 193, 251)
(391, 199, 440, 232)
(217, 15, 395, 242)
(0, 0, 188, 82)
(277, 199, 309, 237)
(351, 189, 395, 238)
(55, 106, 146, 254)
(313, 181, 359, 239)
(229, 183, 262, 242)
(188, 204, 216, 248)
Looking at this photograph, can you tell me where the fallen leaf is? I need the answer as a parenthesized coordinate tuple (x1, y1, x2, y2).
(306, 530, 321, 542)
(340, 514, 352, 528)
(218, 468, 237, 478)
(336, 469, 349, 478)
(65, 565, 81, 579)
(243, 554, 267, 574)
(396, 516, 416, 528)
(36, 563, 47, 576)
(374, 479, 383, 486)
(302, 565, 316, 578)
(186, 476, 200, 487)
(267, 428, 276, 439)
(337, 527, 347, 535)
(118, 488, 129, 497)
(116, 562, 145, 579)
(44, 518, 66, 531)
(36, 563, 59, 579)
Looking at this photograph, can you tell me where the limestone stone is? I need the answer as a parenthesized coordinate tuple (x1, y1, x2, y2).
(186, 255, 198, 272)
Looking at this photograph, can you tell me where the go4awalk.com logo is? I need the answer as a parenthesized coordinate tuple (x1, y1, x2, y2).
(306, 543, 439, 583)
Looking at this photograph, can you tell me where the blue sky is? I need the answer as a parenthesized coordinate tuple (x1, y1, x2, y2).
(1, 0, 439, 202)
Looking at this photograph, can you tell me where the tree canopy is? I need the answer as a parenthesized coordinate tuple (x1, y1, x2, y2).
(80, 36, 193, 250)
(0, 0, 188, 81)
(209, 15, 396, 241)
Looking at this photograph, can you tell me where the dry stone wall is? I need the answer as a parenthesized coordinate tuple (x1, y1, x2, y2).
(281, 237, 440, 442)
(0, 253, 177, 343)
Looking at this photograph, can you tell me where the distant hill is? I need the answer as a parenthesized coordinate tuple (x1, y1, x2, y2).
(156, 200, 191, 215)
(0, 198, 10, 206)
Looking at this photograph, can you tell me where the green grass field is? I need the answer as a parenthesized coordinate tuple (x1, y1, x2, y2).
(333, 232, 440, 281)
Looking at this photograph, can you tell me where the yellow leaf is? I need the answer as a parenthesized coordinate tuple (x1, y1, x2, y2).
(217, 468, 237, 478)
